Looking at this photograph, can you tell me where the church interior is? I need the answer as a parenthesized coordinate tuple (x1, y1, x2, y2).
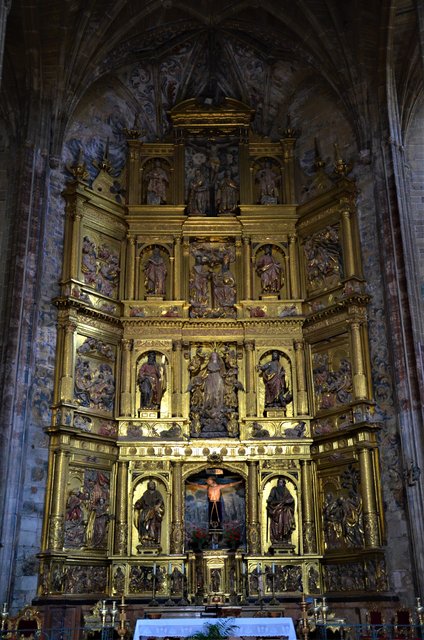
(0, 0, 424, 634)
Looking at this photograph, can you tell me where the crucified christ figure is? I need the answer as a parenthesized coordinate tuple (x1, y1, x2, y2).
(186, 476, 243, 530)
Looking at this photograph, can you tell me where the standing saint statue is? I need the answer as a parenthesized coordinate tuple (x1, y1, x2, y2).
(216, 170, 239, 214)
(145, 159, 169, 204)
(137, 352, 166, 409)
(257, 351, 292, 411)
(189, 255, 211, 307)
(144, 246, 167, 296)
(267, 477, 295, 545)
(134, 480, 165, 548)
(203, 352, 225, 411)
(255, 160, 280, 203)
(212, 253, 236, 310)
(187, 168, 210, 215)
(256, 245, 283, 294)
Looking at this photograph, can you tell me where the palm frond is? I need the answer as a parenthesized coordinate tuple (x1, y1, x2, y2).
(188, 620, 237, 640)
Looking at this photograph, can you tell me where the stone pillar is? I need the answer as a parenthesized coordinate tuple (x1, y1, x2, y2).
(171, 461, 184, 553)
(172, 340, 182, 417)
(174, 237, 182, 299)
(126, 235, 136, 299)
(350, 321, 368, 399)
(244, 341, 256, 416)
(243, 237, 252, 299)
(340, 204, 355, 278)
(120, 339, 133, 417)
(48, 448, 69, 550)
(114, 461, 129, 555)
(358, 447, 380, 548)
(59, 321, 77, 403)
(0, 1, 12, 89)
(294, 340, 308, 415)
(301, 460, 316, 553)
(247, 461, 260, 553)
(289, 234, 299, 299)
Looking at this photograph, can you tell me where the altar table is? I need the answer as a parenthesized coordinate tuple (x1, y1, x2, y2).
(134, 616, 296, 640)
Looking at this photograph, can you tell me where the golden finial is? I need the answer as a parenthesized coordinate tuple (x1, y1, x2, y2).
(123, 112, 144, 140)
(67, 147, 89, 181)
(333, 141, 352, 176)
(313, 137, 325, 171)
(280, 114, 300, 139)
(93, 138, 112, 174)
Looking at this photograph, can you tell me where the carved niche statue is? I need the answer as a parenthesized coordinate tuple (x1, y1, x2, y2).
(256, 244, 283, 295)
(216, 170, 239, 215)
(143, 246, 167, 296)
(255, 159, 280, 204)
(189, 244, 237, 318)
(137, 352, 166, 410)
(187, 168, 210, 215)
(134, 480, 165, 550)
(187, 347, 244, 438)
(266, 477, 296, 550)
(257, 351, 292, 413)
(145, 159, 169, 204)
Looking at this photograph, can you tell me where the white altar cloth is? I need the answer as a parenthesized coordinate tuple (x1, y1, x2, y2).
(134, 616, 296, 640)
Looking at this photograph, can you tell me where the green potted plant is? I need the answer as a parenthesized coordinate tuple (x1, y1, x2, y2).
(188, 620, 237, 640)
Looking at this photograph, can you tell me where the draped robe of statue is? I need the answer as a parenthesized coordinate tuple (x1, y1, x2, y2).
(267, 478, 295, 544)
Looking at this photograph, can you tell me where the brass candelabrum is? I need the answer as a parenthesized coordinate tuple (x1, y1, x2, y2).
(299, 595, 310, 640)
(0, 603, 8, 638)
(101, 597, 128, 640)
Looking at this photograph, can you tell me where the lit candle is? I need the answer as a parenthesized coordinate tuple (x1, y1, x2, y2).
(242, 563, 246, 575)
(153, 562, 156, 575)
(272, 562, 275, 574)
(168, 562, 172, 575)
(2, 604, 7, 614)
(182, 562, 185, 575)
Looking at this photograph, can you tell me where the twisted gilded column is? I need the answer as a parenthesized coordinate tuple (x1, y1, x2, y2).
(340, 202, 355, 278)
(172, 340, 182, 417)
(120, 339, 133, 417)
(350, 321, 368, 399)
(243, 237, 252, 299)
(59, 321, 77, 403)
(294, 341, 308, 415)
(289, 234, 299, 299)
(300, 461, 316, 553)
(244, 341, 256, 416)
(48, 448, 70, 550)
(114, 461, 129, 555)
(358, 447, 380, 548)
(125, 235, 136, 299)
(247, 461, 260, 553)
(170, 461, 184, 553)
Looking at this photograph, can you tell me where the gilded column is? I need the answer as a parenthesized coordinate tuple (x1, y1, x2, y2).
(120, 339, 133, 417)
(300, 460, 316, 553)
(350, 321, 368, 399)
(284, 253, 291, 298)
(172, 340, 182, 417)
(171, 461, 183, 553)
(70, 211, 82, 280)
(135, 250, 141, 300)
(183, 239, 190, 302)
(243, 237, 252, 300)
(114, 461, 129, 555)
(340, 201, 355, 278)
(289, 234, 299, 299)
(174, 237, 182, 300)
(358, 447, 380, 548)
(126, 235, 136, 299)
(294, 341, 308, 415)
(59, 321, 77, 403)
(247, 461, 260, 553)
(48, 448, 70, 550)
(244, 340, 256, 416)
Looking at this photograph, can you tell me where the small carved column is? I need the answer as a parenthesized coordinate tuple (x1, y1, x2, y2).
(135, 244, 141, 300)
(120, 339, 133, 417)
(300, 460, 316, 553)
(350, 320, 368, 399)
(172, 340, 182, 417)
(126, 235, 136, 299)
(183, 239, 190, 302)
(48, 448, 70, 550)
(127, 140, 141, 205)
(174, 237, 182, 299)
(289, 234, 299, 299)
(243, 237, 252, 299)
(247, 461, 260, 553)
(70, 211, 82, 280)
(340, 201, 355, 279)
(358, 446, 380, 548)
(170, 461, 184, 553)
(280, 136, 297, 204)
(59, 321, 77, 403)
(294, 340, 308, 415)
(244, 341, 256, 416)
(114, 461, 129, 555)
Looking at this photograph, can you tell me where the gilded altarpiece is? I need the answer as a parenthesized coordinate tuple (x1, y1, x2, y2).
(38, 98, 387, 609)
